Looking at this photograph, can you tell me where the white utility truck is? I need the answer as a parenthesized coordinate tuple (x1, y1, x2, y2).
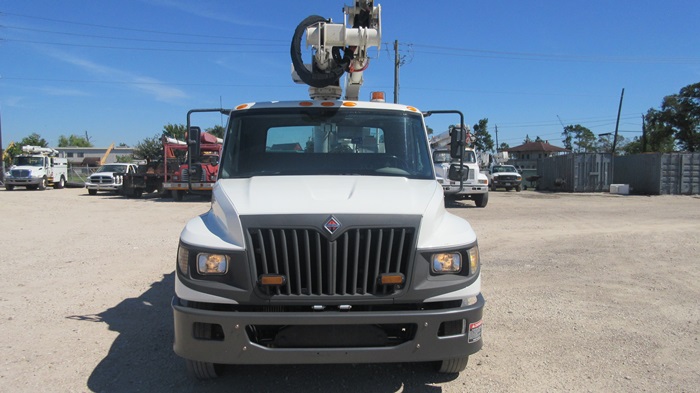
(431, 127, 489, 207)
(4, 146, 67, 191)
(172, 0, 484, 379)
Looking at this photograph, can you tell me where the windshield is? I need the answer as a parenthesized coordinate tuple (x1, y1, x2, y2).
(220, 108, 434, 179)
(97, 164, 128, 173)
(13, 156, 44, 166)
(493, 166, 517, 173)
(432, 150, 475, 164)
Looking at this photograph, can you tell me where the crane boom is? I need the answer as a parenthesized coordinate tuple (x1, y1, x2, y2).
(290, 1, 381, 100)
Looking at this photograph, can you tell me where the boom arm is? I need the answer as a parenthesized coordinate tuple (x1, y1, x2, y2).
(290, 1, 381, 101)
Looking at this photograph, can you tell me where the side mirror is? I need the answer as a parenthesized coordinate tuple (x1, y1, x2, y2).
(450, 126, 464, 159)
(188, 126, 201, 162)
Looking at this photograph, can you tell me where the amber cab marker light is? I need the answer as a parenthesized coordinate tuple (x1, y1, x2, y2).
(379, 273, 405, 285)
(259, 274, 286, 286)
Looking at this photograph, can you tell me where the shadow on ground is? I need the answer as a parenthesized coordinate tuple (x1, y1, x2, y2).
(73, 273, 459, 393)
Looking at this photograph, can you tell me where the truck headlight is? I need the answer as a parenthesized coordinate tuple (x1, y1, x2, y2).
(197, 253, 229, 275)
(432, 252, 462, 273)
(516, 175, 522, 180)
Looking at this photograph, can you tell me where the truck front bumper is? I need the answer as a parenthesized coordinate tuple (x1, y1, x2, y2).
(163, 182, 214, 191)
(172, 294, 484, 365)
(85, 183, 121, 191)
(440, 181, 488, 195)
(5, 177, 41, 185)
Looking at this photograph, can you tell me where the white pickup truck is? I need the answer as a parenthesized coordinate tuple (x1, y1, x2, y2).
(85, 163, 138, 195)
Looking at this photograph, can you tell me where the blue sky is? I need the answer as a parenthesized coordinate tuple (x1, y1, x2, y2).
(1, 0, 699, 149)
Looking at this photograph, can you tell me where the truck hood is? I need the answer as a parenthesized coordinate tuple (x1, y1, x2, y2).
(216, 176, 440, 216)
(183, 175, 476, 251)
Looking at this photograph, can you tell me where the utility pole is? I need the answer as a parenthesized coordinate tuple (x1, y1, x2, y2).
(0, 109, 4, 185)
(641, 114, 647, 153)
(495, 125, 499, 153)
(612, 88, 624, 154)
(393, 40, 399, 104)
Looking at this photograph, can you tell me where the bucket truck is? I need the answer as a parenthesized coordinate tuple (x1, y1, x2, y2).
(172, 1, 484, 379)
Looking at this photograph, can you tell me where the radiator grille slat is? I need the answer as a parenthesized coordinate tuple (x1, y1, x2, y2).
(248, 227, 414, 297)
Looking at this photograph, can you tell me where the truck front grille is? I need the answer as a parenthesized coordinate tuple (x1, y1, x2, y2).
(11, 169, 30, 178)
(248, 227, 415, 297)
(448, 165, 474, 181)
(90, 176, 115, 184)
(182, 165, 205, 182)
(497, 175, 518, 181)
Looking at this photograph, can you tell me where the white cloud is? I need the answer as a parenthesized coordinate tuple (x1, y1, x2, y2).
(46, 50, 187, 103)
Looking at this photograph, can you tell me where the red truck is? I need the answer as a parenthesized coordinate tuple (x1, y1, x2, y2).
(163, 129, 223, 201)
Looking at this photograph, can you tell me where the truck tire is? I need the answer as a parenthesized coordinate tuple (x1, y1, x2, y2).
(5, 185, 14, 191)
(436, 356, 469, 374)
(55, 176, 66, 189)
(88, 189, 97, 195)
(515, 185, 521, 192)
(474, 193, 488, 208)
(172, 189, 184, 201)
(38, 177, 47, 190)
(186, 322, 224, 379)
(134, 189, 143, 198)
(186, 359, 223, 380)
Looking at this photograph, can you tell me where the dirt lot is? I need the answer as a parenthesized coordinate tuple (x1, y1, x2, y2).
(0, 187, 698, 392)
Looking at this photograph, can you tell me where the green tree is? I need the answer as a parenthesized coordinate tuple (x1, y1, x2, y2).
(58, 134, 93, 147)
(499, 142, 510, 151)
(596, 134, 626, 153)
(163, 123, 187, 141)
(115, 155, 134, 163)
(20, 133, 49, 147)
(472, 118, 494, 152)
(523, 134, 532, 144)
(426, 126, 434, 135)
(133, 134, 163, 164)
(563, 124, 596, 152)
(206, 125, 226, 139)
(534, 136, 544, 143)
(645, 82, 700, 152)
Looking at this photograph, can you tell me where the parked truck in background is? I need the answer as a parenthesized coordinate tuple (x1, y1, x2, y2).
(4, 146, 67, 191)
(172, 1, 484, 379)
(85, 163, 138, 195)
(431, 126, 489, 207)
(162, 132, 223, 201)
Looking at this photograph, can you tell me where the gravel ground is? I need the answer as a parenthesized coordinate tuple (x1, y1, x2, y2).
(0, 187, 698, 392)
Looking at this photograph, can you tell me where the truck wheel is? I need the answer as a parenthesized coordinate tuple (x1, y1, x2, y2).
(88, 189, 97, 195)
(5, 185, 14, 191)
(172, 189, 184, 201)
(515, 185, 522, 192)
(55, 176, 66, 189)
(474, 193, 488, 208)
(505, 186, 512, 191)
(38, 177, 48, 190)
(186, 359, 223, 380)
(27, 185, 38, 190)
(134, 189, 143, 198)
(436, 356, 469, 374)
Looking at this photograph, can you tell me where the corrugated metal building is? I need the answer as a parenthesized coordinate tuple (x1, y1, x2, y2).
(614, 153, 700, 195)
(536, 152, 700, 195)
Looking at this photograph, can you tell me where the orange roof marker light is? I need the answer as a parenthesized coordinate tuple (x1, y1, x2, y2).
(342, 101, 357, 107)
(321, 101, 336, 107)
(235, 104, 250, 110)
(299, 101, 313, 107)
(370, 91, 386, 102)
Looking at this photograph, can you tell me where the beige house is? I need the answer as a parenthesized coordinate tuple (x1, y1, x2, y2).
(55, 147, 135, 165)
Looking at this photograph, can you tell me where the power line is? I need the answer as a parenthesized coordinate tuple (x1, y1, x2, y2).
(2, 25, 287, 46)
(1, 11, 286, 42)
(2, 38, 283, 53)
